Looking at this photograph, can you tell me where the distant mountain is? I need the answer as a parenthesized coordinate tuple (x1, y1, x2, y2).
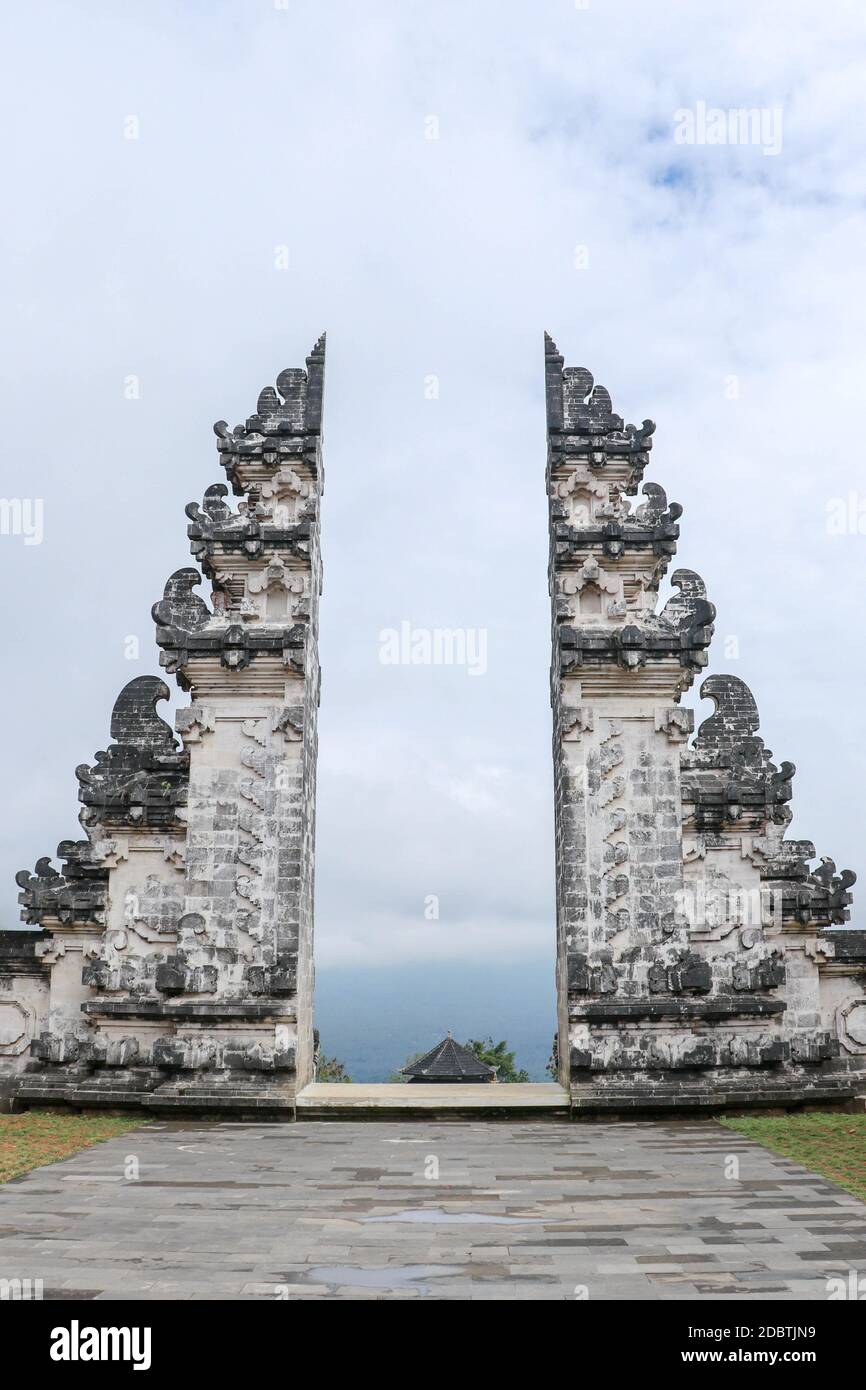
(314, 959, 556, 1082)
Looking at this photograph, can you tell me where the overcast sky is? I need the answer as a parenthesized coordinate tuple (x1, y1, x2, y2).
(1, 0, 864, 986)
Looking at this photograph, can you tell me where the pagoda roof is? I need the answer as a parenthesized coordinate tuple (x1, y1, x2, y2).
(401, 1036, 496, 1080)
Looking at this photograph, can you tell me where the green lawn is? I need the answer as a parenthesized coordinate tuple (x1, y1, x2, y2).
(719, 1113, 866, 1202)
(0, 1110, 144, 1183)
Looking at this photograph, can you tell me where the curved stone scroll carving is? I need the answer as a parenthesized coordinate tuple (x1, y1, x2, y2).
(658, 569, 716, 640)
(152, 568, 211, 636)
(108, 676, 179, 751)
(694, 674, 760, 749)
(76, 677, 188, 828)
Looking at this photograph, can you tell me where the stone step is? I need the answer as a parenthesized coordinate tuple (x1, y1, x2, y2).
(296, 1082, 570, 1119)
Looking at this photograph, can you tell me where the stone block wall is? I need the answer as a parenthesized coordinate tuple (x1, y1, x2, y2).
(545, 333, 866, 1110)
(0, 338, 327, 1116)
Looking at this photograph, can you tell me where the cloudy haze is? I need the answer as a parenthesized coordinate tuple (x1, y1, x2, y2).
(1, 2, 864, 1066)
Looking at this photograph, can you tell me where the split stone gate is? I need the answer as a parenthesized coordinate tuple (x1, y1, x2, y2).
(1, 335, 864, 1116)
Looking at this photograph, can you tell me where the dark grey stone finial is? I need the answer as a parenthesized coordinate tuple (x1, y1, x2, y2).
(109, 676, 177, 751)
(695, 674, 760, 747)
(152, 569, 211, 636)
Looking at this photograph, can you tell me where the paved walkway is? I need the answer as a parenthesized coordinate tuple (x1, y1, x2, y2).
(2, 1118, 865, 1300)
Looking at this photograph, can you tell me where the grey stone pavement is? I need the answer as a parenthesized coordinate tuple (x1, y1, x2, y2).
(2, 1118, 866, 1300)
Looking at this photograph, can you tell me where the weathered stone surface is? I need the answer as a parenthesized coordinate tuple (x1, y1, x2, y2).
(546, 332, 866, 1109)
(0, 339, 327, 1115)
(1, 1118, 864, 1300)
(76, 677, 189, 828)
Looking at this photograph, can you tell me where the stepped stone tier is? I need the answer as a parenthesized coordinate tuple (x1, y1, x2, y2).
(545, 332, 866, 1110)
(0, 337, 327, 1116)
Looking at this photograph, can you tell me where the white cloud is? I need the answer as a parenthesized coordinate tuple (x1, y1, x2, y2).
(1, 0, 863, 969)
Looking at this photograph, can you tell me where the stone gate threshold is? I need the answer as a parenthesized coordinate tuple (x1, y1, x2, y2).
(295, 1082, 571, 1119)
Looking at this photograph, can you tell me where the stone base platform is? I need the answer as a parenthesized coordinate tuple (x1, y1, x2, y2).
(296, 1082, 570, 1119)
(4, 1068, 297, 1120)
(569, 1079, 858, 1116)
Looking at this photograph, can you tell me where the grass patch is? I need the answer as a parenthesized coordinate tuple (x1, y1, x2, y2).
(0, 1109, 144, 1183)
(719, 1113, 866, 1202)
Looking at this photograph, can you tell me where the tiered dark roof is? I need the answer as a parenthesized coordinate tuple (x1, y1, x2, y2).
(402, 1037, 495, 1080)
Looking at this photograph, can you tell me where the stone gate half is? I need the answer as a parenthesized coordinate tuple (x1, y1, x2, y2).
(546, 332, 866, 1110)
(0, 337, 326, 1115)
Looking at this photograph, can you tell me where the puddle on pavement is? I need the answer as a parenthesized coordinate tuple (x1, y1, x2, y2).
(298, 1264, 463, 1290)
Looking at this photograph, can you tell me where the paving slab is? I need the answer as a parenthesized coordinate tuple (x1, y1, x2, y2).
(1, 1118, 864, 1300)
